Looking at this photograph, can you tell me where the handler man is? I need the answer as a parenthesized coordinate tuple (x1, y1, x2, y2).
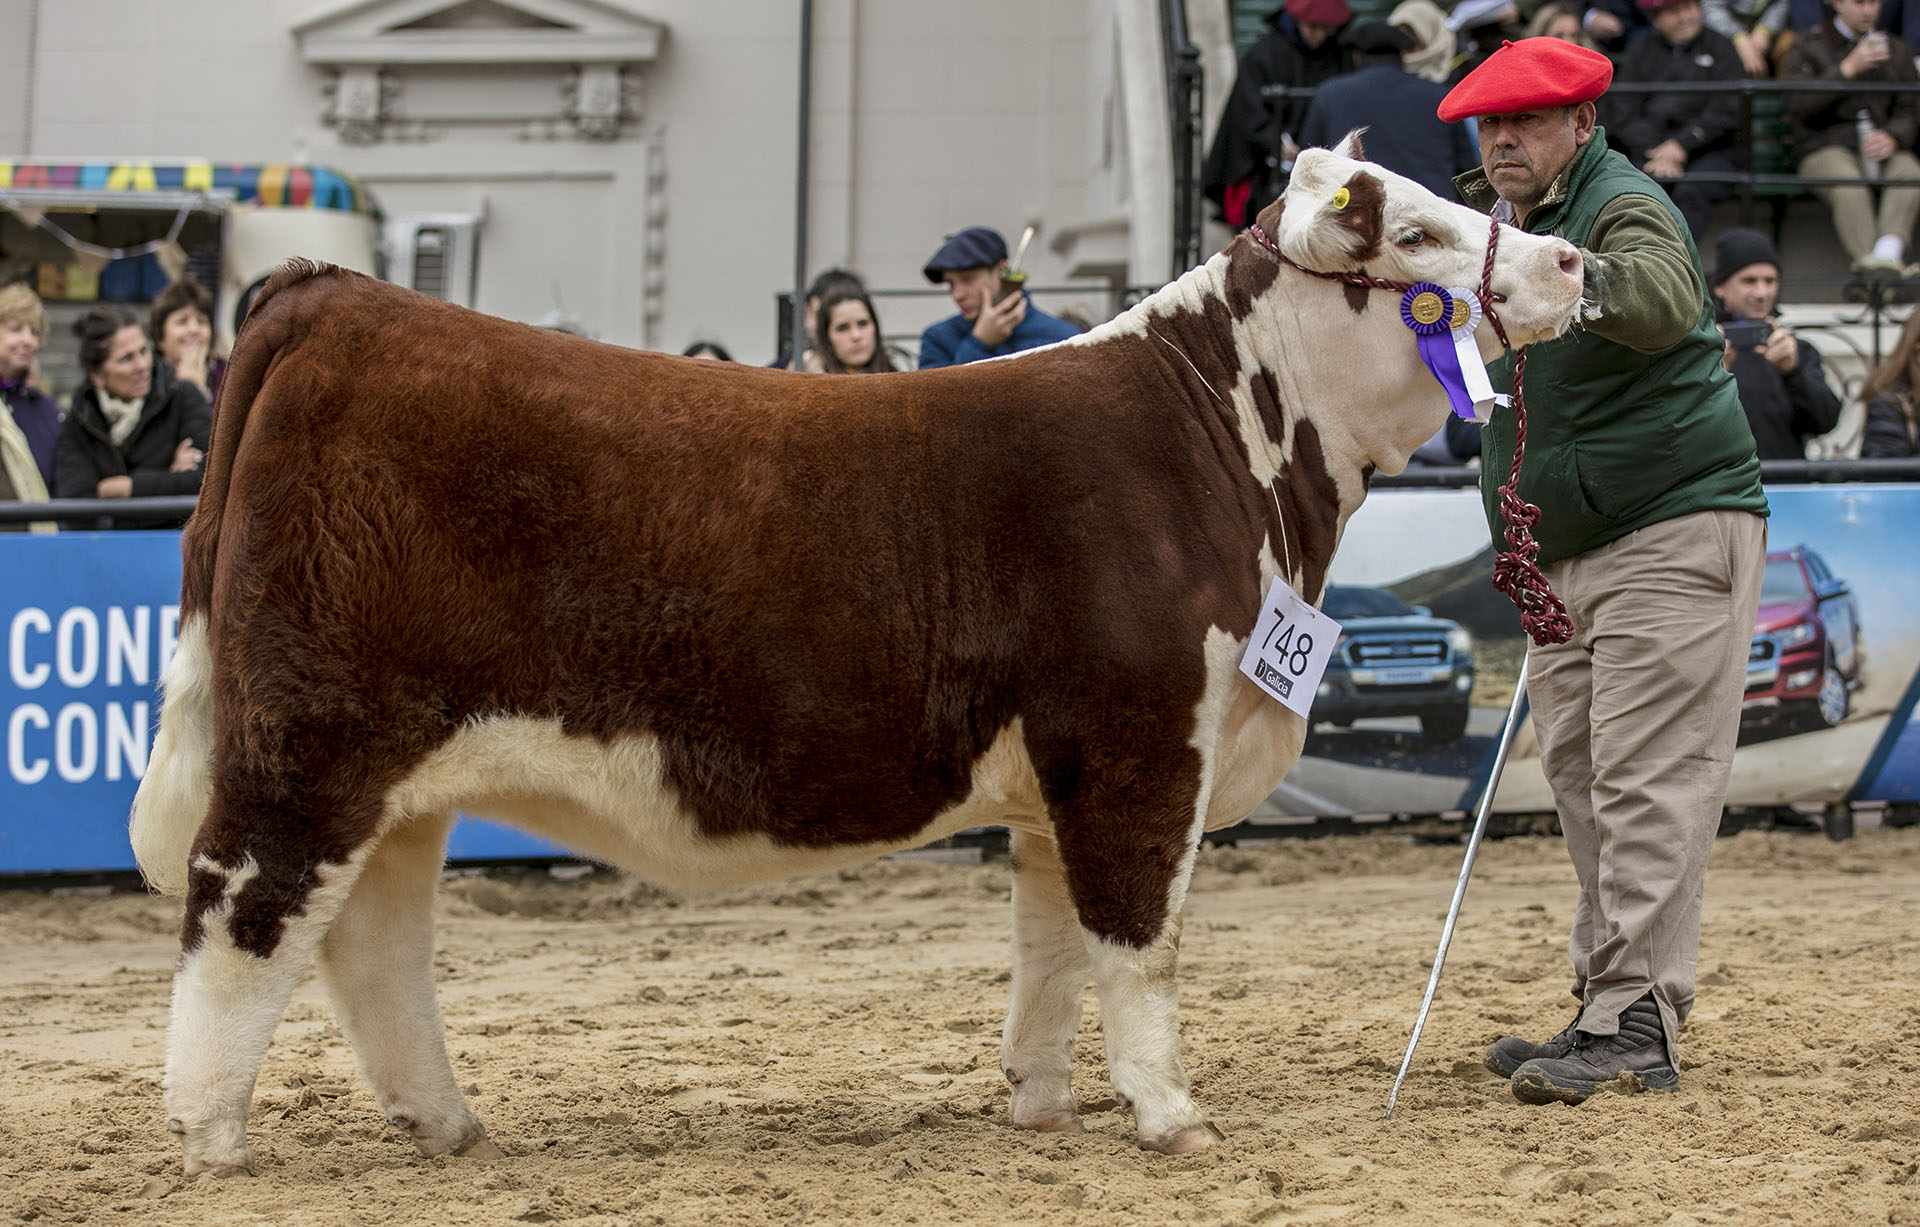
(1439, 38, 1769, 1105)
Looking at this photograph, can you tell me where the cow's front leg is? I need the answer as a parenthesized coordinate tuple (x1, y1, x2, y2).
(317, 814, 501, 1161)
(1084, 912, 1221, 1153)
(1001, 830, 1092, 1132)
(1042, 740, 1222, 1155)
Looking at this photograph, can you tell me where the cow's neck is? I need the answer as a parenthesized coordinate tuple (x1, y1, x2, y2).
(1076, 248, 1445, 601)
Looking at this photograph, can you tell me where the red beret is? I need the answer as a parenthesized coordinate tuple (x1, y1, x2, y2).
(1286, 0, 1352, 26)
(1436, 38, 1614, 123)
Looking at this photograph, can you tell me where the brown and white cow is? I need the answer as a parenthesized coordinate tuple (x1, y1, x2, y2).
(130, 142, 1583, 1176)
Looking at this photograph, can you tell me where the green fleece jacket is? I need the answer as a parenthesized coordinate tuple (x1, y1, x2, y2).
(1455, 128, 1766, 565)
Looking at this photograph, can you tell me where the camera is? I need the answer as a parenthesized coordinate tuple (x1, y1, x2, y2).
(1720, 318, 1772, 350)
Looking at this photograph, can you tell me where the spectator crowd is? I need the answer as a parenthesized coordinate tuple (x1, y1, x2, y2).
(8, 11, 1920, 531)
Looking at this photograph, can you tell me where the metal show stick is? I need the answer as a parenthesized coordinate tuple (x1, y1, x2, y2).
(1383, 653, 1530, 1119)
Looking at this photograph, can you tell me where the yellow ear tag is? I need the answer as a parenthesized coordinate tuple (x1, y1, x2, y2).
(1331, 187, 1350, 211)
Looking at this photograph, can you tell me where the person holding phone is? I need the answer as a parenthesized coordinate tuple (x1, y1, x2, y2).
(916, 227, 1080, 369)
(1782, 0, 1920, 273)
(1710, 229, 1843, 458)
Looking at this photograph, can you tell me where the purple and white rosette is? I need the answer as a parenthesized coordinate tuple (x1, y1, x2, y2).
(1399, 282, 1508, 422)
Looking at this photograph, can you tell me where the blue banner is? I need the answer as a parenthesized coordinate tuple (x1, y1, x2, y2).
(1, 532, 557, 873)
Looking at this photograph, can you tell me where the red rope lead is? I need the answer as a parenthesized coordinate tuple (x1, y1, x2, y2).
(1487, 347, 1575, 646)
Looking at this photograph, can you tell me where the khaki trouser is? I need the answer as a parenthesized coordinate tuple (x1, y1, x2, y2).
(1527, 509, 1766, 1067)
(1798, 145, 1920, 262)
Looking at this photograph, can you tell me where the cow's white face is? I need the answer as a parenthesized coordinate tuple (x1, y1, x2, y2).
(1276, 139, 1584, 356)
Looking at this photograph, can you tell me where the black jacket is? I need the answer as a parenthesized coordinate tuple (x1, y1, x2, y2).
(1299, 63, 1478, 200)
(1607, 26, 1746, 161)
(55, 365, 210, 528)
(1861, 391, 1920, 455)
(1716, 309, 1843, 459)
(1782, 24, 1920, 156)
(1202, 11, 1350, 219)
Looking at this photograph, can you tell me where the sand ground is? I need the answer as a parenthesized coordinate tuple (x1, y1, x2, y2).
(2, 826, 1916, 1226)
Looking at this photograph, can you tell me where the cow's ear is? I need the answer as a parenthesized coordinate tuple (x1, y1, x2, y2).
(1252, 193, 1285, 239)
(1331, 170, 1387, 261)
(1332, 128, 1368, 161)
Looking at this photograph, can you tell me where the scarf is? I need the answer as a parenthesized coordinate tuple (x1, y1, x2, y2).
(1391, 0, 1456, 83)
(96, 387, 145, 447)
(0, 406, 53, 533)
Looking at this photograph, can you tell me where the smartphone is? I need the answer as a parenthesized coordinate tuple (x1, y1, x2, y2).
(1720, 318, 1772, 349)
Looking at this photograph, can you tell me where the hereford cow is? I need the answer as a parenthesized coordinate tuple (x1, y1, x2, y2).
(130, 141, 1583, 1177)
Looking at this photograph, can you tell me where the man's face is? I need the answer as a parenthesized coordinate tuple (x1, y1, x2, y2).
(1717, 264, 1779, 320)
(1834, 0, 1880, 35)
(1297, 19, 1339, 47)
(1651, 0, 1703, 43)
(942, 266, 1002, 321)
(1476, 104, 1593, 214)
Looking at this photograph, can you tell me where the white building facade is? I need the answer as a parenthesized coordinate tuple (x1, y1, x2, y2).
(0, 0, 1241, 365)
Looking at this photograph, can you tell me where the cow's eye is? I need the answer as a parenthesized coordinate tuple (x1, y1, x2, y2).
(1397, 228, 1425, 247)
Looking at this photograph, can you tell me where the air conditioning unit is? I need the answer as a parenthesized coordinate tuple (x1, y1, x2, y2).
(384, 212, 481, 307)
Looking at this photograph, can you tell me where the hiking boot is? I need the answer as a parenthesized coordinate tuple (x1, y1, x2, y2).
(1483, 1009, 1584, 1078)
(1509, 993, 1678, 1105)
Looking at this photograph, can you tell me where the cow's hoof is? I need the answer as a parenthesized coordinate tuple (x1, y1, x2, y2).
(1141, 1121, 1224, 1154)
(183, 1152, 256, 1179)
(1013, 1110, 1085, 1134)
(456, 1138, 507, 1160)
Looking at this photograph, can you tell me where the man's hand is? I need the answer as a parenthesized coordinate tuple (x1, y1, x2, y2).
(971, 289, 1027, 348)
(1733, 30, 1770, 77)
(1644, 140, 1689, 179)
(170, 438, 204, 473)
(1586, 9, 1623, 39)
(1842, 31, 1891, 78)
(1763, 324, 1800, 372)
(1863, 127, 1898, 162)
(95, 475, 132, 498)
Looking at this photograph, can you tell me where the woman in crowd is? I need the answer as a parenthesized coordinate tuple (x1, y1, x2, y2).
(148, 277, 225, 406)
(1523, 1, 1600, 46)
(808, 285, 899, 374)
(1390, 0, 1456, 82)
(0, 282, 60, 515)
(1858, 311, 1920, 456)
(55, 304, 211, 528)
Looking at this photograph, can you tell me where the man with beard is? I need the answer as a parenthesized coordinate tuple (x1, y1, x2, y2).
(1439, 38, 1769, 1107)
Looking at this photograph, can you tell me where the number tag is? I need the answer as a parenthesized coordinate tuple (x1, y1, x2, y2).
(1238, 575, 1341, 718)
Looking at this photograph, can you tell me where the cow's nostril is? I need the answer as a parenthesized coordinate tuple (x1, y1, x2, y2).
(1558, 246, 1583, 278)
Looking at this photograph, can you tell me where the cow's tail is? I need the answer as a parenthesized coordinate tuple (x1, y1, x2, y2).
(131, 259, 337, 896)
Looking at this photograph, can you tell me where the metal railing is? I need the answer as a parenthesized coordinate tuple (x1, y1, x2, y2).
(1273, 77, 1920, 228)
(771, 283, 1168, 366)
(8, 463, 1917, 528)
(1162, 0, 1206, 279)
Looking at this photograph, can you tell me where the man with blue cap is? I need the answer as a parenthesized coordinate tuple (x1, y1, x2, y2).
(917, 226, 1080, 369)
(1442, 37, 1769, 1109)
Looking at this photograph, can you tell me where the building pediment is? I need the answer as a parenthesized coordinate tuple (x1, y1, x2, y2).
(294, 0, 664, 66)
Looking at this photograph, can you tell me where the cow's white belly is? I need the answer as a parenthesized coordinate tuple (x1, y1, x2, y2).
(382, 715, 1053, 889)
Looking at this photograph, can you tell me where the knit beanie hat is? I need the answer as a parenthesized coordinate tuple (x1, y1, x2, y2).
(1709, 228, 1779, 286)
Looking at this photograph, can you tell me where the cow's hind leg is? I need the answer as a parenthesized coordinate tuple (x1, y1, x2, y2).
(165, 795, 379, 1177)
(1001, 830, 1092, 1133)
(316, 812, 502, 1160)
